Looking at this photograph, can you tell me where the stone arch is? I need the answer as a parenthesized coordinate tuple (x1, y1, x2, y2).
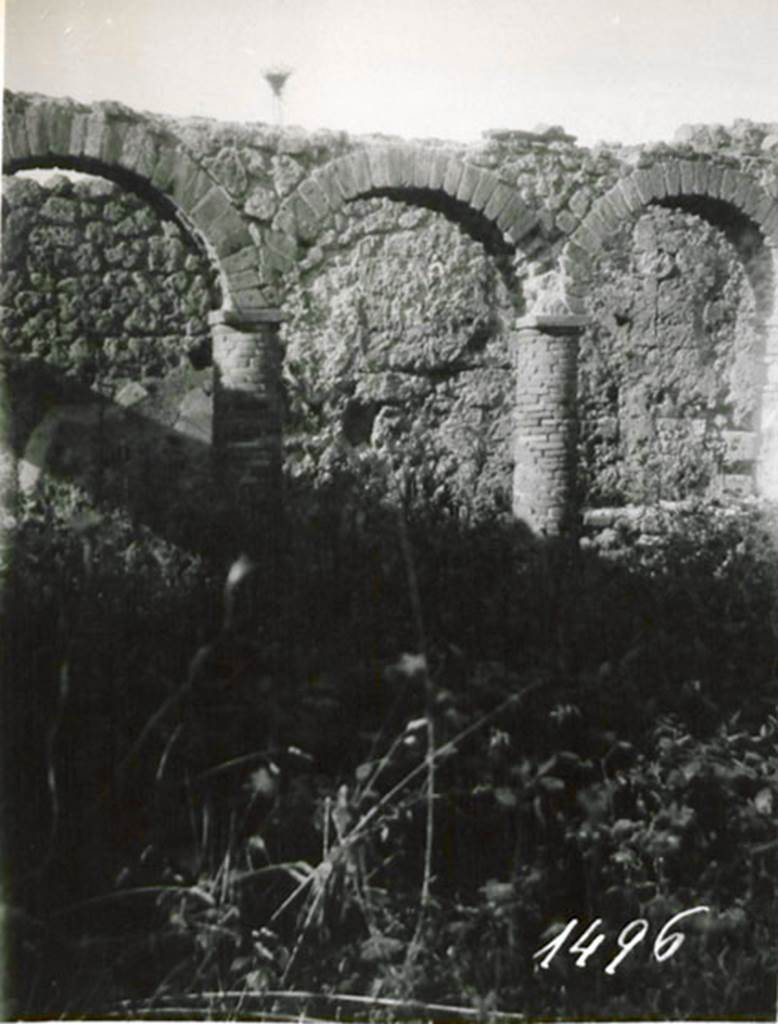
(559, 158, 778, 500)
(270, 144, 548, 526)
(3, 91, 283, 546)
(3, 91, 264, 313)
(269, 145, 543, 263)
(560, 159, 778, 316)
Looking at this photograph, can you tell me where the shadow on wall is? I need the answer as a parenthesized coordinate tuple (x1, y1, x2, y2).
(5, 357, 239, 558)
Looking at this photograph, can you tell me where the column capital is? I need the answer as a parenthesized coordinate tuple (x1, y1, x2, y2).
(516, 313, 591, 334)
(209, 307, 285, 329)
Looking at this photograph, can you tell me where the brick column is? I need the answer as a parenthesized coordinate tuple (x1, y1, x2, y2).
(513, 314, 588, 535)
(756, 318, 778, 501)
(209, 308, 284, 545)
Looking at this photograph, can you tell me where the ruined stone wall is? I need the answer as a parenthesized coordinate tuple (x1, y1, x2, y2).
(3, 95, 778, 530)
(1, 172, 221, 543)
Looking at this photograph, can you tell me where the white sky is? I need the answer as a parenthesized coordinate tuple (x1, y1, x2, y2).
(3, 0, 778, 146)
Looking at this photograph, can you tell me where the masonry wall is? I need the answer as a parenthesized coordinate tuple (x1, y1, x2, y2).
(1, 172, 221, 545)
(3, 100, 778, 532)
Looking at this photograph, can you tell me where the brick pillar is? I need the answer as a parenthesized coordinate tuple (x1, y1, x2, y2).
(209, 308, 284, 547)
(756, 318, 778, 501)
(513, 314, 587, 535)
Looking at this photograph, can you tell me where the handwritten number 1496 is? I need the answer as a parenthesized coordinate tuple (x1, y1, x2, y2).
(533, 907, 710, 975)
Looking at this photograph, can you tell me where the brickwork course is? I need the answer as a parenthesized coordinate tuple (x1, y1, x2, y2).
(3, 89, 778, 536)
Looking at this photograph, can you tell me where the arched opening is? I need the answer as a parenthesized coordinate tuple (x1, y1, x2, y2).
(274, 150, 545, 533)
(563, 166, 778, 510)
(578, 203, 766, 505)
(2, 164, 223, 548)
(279, 191, 521, 521)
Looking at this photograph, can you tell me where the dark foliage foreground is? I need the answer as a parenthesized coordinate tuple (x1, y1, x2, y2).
(4, 475, 778, 1021)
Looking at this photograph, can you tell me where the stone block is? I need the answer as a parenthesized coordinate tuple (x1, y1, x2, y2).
(722, 430, 757, 463)
(118, 123, 159, 180)
(483, 182, 515, 222)
(555, 209, 579, 235)
(715, 472, 754, 499)
(616, 175, 643, 212)
(228, 267, 263, 290)
(389, 146, 415, 187)
(496, 194, 535, 241)
(5, 106, 30, 163)
(44, 100, 76, 157)
(733, 173, 755, 213)
(330, 156, 358, 201)
(568, 189, 591, 219)
(82, 113, 109, 160)
(602, 184, 631, 220)
(68, 110, 90, 157)
(632, 169, 658, 204)
(455, 162, 482, 204)
(170, 155, 213, 213)
(298, 175, 331, 219)
(221, 244, 262, 275)
(584, 203, 618, 240)
(740, 180, 766, 219)
(191, 186, 253, 255)
(692, 160, 711, 196)
(762, 203, 778, 240)
(349, 149, 373, 196)
(647, 163, 670, 199)
(678, 159, 697, 195)
(264, 227, 297, 266)
(663, 160, 683, 197)
(563, 239, 593, 273)
(150, 143, 179, 193)
(311, 166, 342, 210)
(367, 146, 392, 188)
(412, 147, 435, 189)
(442, 156, 465, 197)
(232, 286, 272, 311)
(469, 169, 499, 212)
(705, 163, 724, 199)
(428, 149, 451, 191)
(720, 167, 740, 203)
(570, 223, 603, 257)
(25, 102, 50, 156)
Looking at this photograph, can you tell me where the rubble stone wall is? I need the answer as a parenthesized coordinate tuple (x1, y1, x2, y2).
(4, 89, 778, 534)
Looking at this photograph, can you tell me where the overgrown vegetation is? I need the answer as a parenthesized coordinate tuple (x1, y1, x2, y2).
(4, 465, 778, 1021)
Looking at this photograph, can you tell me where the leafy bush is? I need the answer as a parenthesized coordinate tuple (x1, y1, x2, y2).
(6, 481, 778, 1020)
